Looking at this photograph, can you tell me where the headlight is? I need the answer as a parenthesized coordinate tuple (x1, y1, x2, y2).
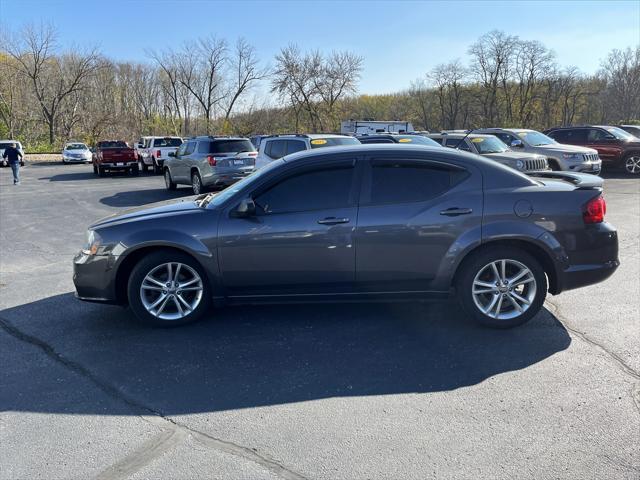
(562, 153, 581, 160)
(515, 160, 525, 169)
(82, 230, 101, 255)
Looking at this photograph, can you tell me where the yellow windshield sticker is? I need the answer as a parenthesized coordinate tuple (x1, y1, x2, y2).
(398, 138, 412, 143)
(310, 139, 327, 145)
(471, 138, 484, 143)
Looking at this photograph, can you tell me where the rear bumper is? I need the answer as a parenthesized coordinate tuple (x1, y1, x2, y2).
(556, 222, 619, 293)
(203, 171, 253, 187)
(99, 162, 136, 169)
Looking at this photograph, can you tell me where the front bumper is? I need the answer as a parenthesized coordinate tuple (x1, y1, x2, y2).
(63, 156, 91, 163)
(73, 251, 119, 304)
(570, 160, 602, 174)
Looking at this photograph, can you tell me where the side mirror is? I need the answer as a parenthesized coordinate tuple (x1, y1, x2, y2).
(232, 198, 256, 218)
(168, 152, 176, 157)
(510, 139, 524, 148)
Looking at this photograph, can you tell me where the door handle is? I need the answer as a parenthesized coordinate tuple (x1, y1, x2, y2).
(317, 217, 350, 225)
(440, 207, 473, 216)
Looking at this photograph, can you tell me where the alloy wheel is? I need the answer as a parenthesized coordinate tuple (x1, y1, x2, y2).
(139, 262, 203, 321)
(192, 174, 201, 195)
(471, 259, 537, 320)
(625, 156, 640, 175)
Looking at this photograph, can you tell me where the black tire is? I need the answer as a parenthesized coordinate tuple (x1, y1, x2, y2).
(456, 246, 547, 328)
(93, 164, 98, 175)
(131, 164, 140, 176)
(141, 159, 149, 173)
(127, 250, 211, 327)
(191, 171, 204, 195)
(622, 153, 640, 176)
(548, 159, 561, 171)
(153, 158, 162, 174)
(98, 166, 106, 177)
(164, 169, 177, 190)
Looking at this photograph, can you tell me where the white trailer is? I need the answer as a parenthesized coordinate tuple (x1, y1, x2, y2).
(341, 120, 415, 135)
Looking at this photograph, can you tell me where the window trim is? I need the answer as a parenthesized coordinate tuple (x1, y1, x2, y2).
(359, 156, 469, 207)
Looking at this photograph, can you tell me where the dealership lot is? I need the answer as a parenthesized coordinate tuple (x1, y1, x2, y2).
(1, 164, 638, 479)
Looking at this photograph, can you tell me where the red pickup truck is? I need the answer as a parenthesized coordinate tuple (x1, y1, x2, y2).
(92, 141, 138, 176)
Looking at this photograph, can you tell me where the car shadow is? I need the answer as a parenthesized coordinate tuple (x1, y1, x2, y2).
(100, 188, 190, 207)
(0, 293, 571, 416)
(38, 172, 97, 182)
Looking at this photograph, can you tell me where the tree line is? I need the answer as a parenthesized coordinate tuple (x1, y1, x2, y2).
(0, 25, 638, 150)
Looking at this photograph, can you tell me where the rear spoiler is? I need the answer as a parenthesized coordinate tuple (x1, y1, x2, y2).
(531, 171, 603, 190)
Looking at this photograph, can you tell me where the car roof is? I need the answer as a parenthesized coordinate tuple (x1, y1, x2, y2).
(430, 133, 495, 139)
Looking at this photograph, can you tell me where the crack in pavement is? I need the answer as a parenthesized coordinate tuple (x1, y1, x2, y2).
(0, 316, 309, 480)
(544, 299, 640, 415)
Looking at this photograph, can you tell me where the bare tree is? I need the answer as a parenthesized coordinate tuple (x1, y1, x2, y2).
(222, 38, 268, 129)
(429, 60, 467, 129)
(5, 24, 101, 144)
(599, 46, 640, 122)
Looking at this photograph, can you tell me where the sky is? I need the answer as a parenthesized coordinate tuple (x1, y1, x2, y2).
(1, 0, 639, 96)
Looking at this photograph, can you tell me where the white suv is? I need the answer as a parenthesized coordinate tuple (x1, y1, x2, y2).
(0, 140, 24, 167)
(255, 134, 361, 170)
(477, 128, 601, 174)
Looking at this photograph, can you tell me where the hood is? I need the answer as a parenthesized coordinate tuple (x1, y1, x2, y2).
(537, 143, 597, 155)
(92, 198, 200, 228)
(483, 150, 543, 161)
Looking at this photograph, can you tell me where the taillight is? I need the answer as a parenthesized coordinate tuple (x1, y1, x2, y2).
(583, 195, 606, 224)
(248, 152, 258, 157)
(156, 149, 161, 158)
(207, 155, 217, 166)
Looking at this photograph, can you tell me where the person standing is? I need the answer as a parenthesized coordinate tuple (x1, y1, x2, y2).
(2, 143, 23, 185)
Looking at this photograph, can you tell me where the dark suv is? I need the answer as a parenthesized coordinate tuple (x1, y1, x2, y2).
(164, 136, 257, 194)
(545, 126, 640, 175)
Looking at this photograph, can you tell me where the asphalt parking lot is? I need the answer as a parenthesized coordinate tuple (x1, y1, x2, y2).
(0, 163, 638, 480)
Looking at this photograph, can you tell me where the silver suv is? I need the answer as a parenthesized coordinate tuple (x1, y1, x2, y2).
(255, 134, 361, 170)
(477, 128, 601, 174)
(428, 133, 549, 174)
(163, 136, 256, 195)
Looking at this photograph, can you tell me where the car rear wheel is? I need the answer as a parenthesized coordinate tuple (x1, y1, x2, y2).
(131, 164, 139, 176)
(456, 247, 547, 328)
(139, 158, 148, 173)
(191, 171, 203, 195)
(128, 250, 211, 327)
(153, 158, 162, 174)
(623, 154, 640, 175)
(98, 166, 106, 177)
(164, 169, 177, 190)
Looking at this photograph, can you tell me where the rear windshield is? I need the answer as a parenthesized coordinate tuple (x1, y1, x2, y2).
(309, 137, 361, 149)
(154, 137, 182, 147)
(98, 141, 128, 148)
(209, 139, 255, 154)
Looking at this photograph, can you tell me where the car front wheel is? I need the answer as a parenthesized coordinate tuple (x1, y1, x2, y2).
(456, 247, 547, 328)
(623, 154, 640, 175)
(127, 250, 211, 327)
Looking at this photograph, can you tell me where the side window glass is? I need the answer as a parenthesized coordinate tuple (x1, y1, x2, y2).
(445, 138, 471, 151)
(588, 129, 606, 142)
(176, 143, 187, 157)
(184, 141, 196, 155)
(268, 140, 286, 159)
(364, 159, 467, 205)
(496, 133, 514, 145)
(254, 166, 354, 215)
(286, 140, 307, 155)
(197, 141, 210, 154)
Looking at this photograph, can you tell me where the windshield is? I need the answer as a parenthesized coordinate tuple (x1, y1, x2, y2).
(471, 136, 509, 154)
(66, 143, 88, 150)
(604, 126, 636, 141)
(309, 137, 360, 149)
(396, 135, 441, 147)
(516, 131, 556, 146)
(203, 160, 284, 208)
(154, 137, 182, 147)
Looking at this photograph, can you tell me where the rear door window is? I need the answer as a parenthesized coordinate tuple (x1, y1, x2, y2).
(286, 140, 307, 155)
(362, 159, 468, 205)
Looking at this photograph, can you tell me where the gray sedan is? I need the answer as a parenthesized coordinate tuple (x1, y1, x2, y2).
(73, 145, 618, 328)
